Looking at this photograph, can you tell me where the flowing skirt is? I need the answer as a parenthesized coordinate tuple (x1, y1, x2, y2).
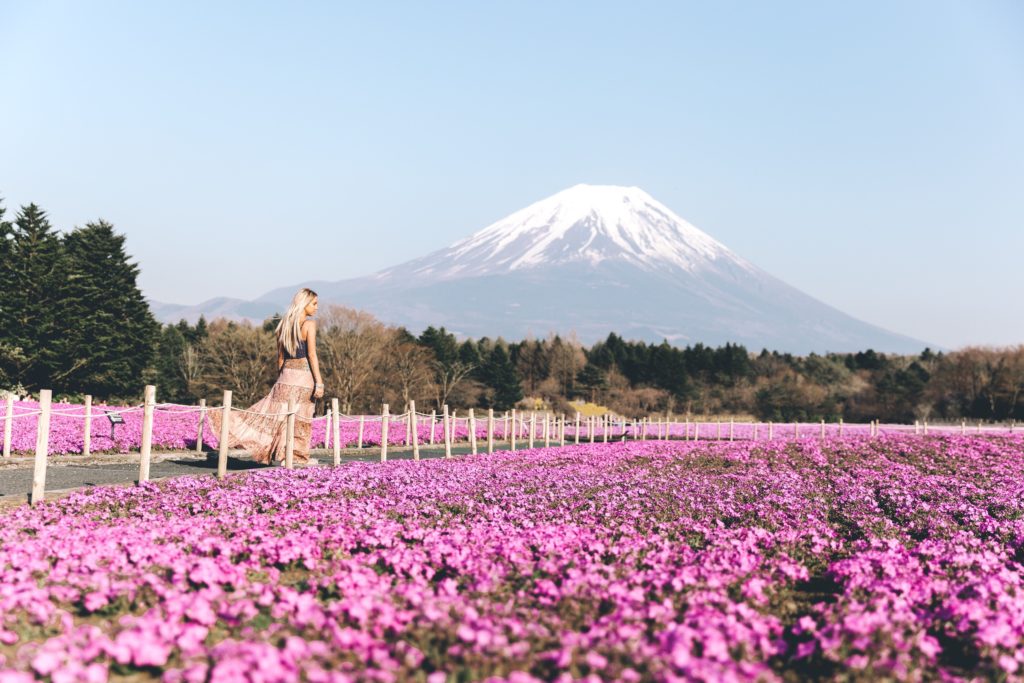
(208, 359, 315, 465)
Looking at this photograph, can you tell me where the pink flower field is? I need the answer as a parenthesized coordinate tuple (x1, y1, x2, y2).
(3, 399, 1015, 458)
(1, 435, 1024, 681)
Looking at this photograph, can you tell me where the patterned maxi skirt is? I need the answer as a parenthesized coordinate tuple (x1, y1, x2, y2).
(208, 359, 315, 465)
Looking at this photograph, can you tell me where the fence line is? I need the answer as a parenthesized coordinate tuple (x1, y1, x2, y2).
(2, 387, 1020, 505)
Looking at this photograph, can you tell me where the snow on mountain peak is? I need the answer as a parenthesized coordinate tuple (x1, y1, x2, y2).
(378, 184, 752, 281)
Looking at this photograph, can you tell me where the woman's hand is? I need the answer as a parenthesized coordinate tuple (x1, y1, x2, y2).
(313, 382, 325, 400)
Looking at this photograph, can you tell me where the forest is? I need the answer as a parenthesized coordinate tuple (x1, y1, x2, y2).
(146, 310, 1024, 423)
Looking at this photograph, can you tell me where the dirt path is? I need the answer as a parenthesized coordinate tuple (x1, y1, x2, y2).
(0, 444, 484, 508)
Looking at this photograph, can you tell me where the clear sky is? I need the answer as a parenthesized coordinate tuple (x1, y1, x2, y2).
(2, 1, 1022, 349)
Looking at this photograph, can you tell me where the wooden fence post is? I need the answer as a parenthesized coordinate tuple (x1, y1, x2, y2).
(2, 395, 12, 458)
(510, 409, 517, 451)
(442, 404, 452, 459)
(195, 398, 205, 454)
(380, 404, 389, 462)
(544, 413, 551, 448)
(429, 410, 436, 445)
(325, 406, 332, 450)
(469, 408, 478, 455)
(284, 397, 296, 469)
(30, 389, 52, 505)
(332, 398, 341, 466)
(768, 421, 773, 440)
(603, 414, 609, 443)
(138, 385, 156, 483)
(923, 420, 929, 436)
(487, 408, 494, 454)
(820, 419, 825, 439)
(410, 400, 420, 461)
(217, 391, 232, 478)
(729, 418, 734, 442)
(358, 415, 365, 449)
(83, 395, 92, 457)
(574, 412, 581, 444)
(839, 418, 844, 437)
(717, 420, 722, 440)
(405, 406, 412, 446)
(589, 415, 595, 443)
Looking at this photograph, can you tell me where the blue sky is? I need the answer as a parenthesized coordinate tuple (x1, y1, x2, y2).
(1, 1, 1022, 349)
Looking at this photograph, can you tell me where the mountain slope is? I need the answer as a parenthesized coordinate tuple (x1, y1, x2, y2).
(156, 185, 930, 353)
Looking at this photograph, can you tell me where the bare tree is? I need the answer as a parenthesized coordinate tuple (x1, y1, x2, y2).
(317, 305, 388, 412)
(548, 332, 586, 397)
(200, 322, 275, 404)
(180, 343, 204, 397)
(384, 335, 433, 409)
(432, 359, 476, 409)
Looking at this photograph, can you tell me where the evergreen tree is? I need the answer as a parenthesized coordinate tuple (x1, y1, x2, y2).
(418, 326, 459, 367)
(0, 199, 22, 387)
(57, 221, 158, 396)
(480, 345, 522, 410)
(576, 363, 608, 403)
(2, 204, 63, 390)
(153, 325, 189, 402)
(0, 198, 12, 325)
(457, 339, 481, 370)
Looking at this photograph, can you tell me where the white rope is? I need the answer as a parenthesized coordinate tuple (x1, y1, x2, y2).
(4, 410, 42, 419)
(152, 405, 215, 414)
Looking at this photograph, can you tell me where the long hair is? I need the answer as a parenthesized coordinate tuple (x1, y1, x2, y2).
(276, 288, 318, 356)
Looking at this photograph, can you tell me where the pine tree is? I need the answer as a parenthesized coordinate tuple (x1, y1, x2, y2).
(3, 204, 64, 391)
(153, 325, 189, 402)
(481, 345, 523, 410)
(58, 221, 158, 397)
(576, 363, 608, 403)
(0, 199, 22, 387)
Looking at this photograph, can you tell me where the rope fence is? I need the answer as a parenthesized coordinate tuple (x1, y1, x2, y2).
(2, 385, 1020, 505)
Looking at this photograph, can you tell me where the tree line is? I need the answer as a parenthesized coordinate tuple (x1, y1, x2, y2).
(149, 311, 1024, 423)
(0, 200, 157, 397)
(3, 197, 1023, 422)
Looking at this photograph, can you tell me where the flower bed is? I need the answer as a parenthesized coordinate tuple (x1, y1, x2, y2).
(0, 402, 508, 456)
(2, 400, 1015, 457)
(1, 436, 1023, 681)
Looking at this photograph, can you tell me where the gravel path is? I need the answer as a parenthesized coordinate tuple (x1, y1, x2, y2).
(0, 444, 490, 506)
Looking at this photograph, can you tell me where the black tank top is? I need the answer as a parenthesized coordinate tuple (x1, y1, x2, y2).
(283, 339, 308, 360)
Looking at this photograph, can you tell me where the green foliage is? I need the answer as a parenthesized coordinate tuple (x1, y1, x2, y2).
(418, 326, 459, 367)
(0, 199, 157, 398)
(575, 363, 608, 403)
(0, 203, 64, 390)
(56, 221, 159, 397)
(480, 345, 523, 410)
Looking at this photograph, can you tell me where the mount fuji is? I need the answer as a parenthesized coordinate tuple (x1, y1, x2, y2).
(152, 185, 928, 353)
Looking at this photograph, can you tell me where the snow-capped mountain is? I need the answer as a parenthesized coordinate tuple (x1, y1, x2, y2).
(375, 184, 749, 280)
(153, 185, 930, 353)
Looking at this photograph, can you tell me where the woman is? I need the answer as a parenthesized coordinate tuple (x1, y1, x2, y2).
(210, 288, 325, 465)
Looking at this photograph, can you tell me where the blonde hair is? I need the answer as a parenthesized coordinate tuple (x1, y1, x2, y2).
(276, 288, 318, 356)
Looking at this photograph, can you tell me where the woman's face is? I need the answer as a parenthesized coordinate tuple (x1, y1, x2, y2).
(304, 297, 319, 317)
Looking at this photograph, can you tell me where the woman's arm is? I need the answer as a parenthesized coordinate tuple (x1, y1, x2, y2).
(277, 342, 284, 371)
(305, 320, 324, 399)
